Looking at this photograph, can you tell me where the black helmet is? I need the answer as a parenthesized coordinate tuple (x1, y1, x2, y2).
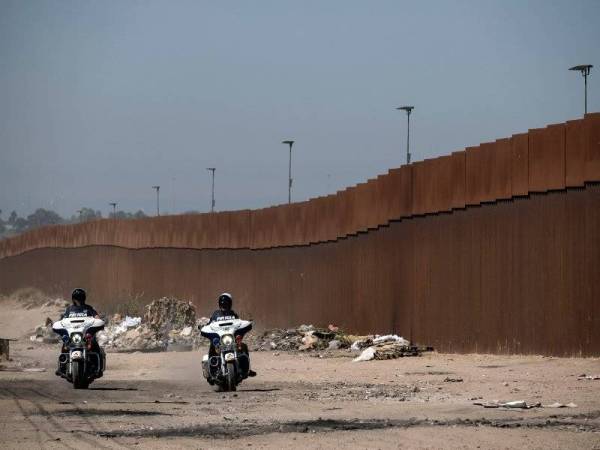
(218, 293, 233, 310)
(71, 288, 86, 304)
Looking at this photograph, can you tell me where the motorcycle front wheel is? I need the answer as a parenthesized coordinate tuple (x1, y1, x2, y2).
(72, 360, 89, 389)
(226, 362, 237, 392)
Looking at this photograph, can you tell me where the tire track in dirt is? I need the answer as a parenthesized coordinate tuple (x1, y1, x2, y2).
(94, 413, 600, 439)
(4, 387, 74, 449)
(5, 385, 114, 450)
(26, 386, 131, 450)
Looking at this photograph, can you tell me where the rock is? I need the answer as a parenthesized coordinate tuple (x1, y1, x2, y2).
(29, 319, 60, 344)
(328, 340, 341, 350)
(180, 326, 193, 337)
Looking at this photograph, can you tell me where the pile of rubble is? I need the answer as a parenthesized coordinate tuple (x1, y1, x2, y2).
(250, 324, 431, 361)
(249, 324, 349, 352)
(351, 335, 426, 362)
(98, 297, 206, 352)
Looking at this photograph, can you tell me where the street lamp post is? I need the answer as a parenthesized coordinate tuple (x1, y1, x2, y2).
(282, 140, 294, 204)
(397, 106, 414, 165)
(152, 186, 160, 216)
(109, 202, 117, 218)
(569, 65, 593, 115)
(206, 168, 216, 213)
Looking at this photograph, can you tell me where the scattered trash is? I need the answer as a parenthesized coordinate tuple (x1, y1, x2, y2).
(473, 400, 540, 409)
(444, 377, 463, 382)
(473, 399, 577, 410)
(543, 402, 578, 408)
(578, 374, 600, 380)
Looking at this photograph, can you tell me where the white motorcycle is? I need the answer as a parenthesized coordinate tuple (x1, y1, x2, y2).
(52, 316, 106, 389)
(200, 319, 253, 391)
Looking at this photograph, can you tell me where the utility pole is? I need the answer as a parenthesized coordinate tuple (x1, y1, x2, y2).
(282, 140, 294, 203)
(109, 202, 117, 217)
(569, 65, 593, 115)
(152, 186, 160, 216)
(397, 106, 414, 165)
(206, 168, 216, 212)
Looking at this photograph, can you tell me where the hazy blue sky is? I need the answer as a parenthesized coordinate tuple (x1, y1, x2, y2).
(1, 0, 598, 217)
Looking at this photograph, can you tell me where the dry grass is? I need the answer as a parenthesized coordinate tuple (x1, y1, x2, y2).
(1, 287, 52, 309)
(111, 292, 148, 318)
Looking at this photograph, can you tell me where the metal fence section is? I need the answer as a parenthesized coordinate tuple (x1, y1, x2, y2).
(0, 114, 599, 356)
(1, 186, 599, 356)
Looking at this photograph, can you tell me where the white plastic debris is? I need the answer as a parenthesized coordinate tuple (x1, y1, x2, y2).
(501, 400, 527, 408)
(114, 316, 142, 334)
(353, 347, 376, 362)
(543, 402, 578, 408)
(373, 335, 410, 346)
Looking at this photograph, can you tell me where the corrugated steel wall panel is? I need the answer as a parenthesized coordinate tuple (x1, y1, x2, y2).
(466, 145, 484, 205)
(584, 113, 600, 181)
(511, 133, 529, 196)
(566, 119, 586, 187)
(529, 124, 566, 192)
(450, 151, 466, 209)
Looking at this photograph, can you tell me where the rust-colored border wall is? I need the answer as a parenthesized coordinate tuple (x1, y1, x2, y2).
(1, 113, 599, 259)
(1, 186, 598, 356)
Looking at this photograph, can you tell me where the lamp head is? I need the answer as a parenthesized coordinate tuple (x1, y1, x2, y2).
(569, 65, 593, 75)
(397, 106, 414, 114)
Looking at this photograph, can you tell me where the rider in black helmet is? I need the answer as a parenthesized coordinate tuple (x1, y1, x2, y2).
(61, 288, 100, 319)
(208, 293, 256, 377)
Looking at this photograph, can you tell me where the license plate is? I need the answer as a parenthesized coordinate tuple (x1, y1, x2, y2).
(71, 351, 83, 360)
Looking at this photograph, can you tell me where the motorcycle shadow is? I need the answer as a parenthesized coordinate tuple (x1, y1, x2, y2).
(236, 387, 280, 393)
(88, 387, 139, 391)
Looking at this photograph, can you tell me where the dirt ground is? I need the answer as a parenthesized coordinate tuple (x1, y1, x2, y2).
(1, 298, 599, 449)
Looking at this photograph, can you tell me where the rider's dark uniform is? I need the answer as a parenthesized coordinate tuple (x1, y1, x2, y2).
(61, 304, 98, 319)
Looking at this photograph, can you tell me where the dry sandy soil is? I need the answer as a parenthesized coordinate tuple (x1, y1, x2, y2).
(1, 297, 599, 449)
